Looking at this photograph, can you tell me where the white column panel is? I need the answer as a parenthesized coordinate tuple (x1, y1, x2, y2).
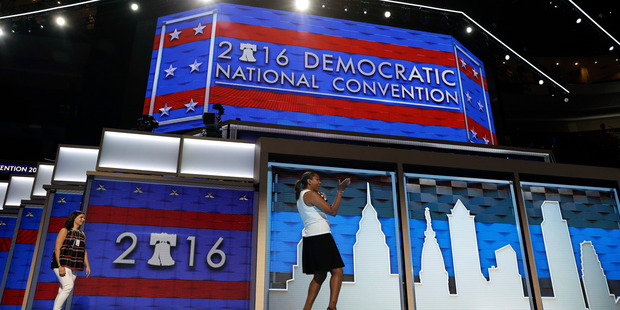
(0, 182, 8, 209)
(180, 138, 255, 179)
(53, 147, 99, 183)
(3, 176, 35, 208)
(31, 164, 54, 198)
(98, 131, 180, 174)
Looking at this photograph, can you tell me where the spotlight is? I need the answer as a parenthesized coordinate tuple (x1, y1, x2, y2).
(504, 54, 510, 60)
(202, 112, 221, 138)
(0, 28, 4, 36)
(539, 79, 544, 85)
(56, 16, 66, 26)
(576, 17, 582, 23)
(363, 10, 367, 14)
(555, 62, 559, 65)
(466, 26, 473, 33)
(136, 114, 159, 132)
(212, 103, 225, 119)
(564, 97, 569, 103)
(574, 62, 579, 66)
(295, 0, 309, 11)
(130, 2, 139, 11)
(384, 11, 391, 18)
(610, 46, 615, 51)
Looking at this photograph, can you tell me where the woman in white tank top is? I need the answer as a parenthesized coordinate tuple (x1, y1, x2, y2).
(294, 171, 350, 310)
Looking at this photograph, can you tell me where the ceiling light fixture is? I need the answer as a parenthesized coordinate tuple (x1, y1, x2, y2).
(384, 11, 391, 18)
(56, 16, 66, 26)
(567, 0, 620, 51)
(295, 0, 309, 11)
(130, 3, 139, 11)
(0, 0, 100, 21)
(610, 46, 615, 51)
(379, 0, 570, 94)
(466, 26, 473, 33)
(576, 17, 582, 23)
(504, 54, 510, 60)
(539, 79, 544, 85)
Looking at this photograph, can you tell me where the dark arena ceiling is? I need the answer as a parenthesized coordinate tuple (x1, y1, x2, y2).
(1, 0, 620, 167)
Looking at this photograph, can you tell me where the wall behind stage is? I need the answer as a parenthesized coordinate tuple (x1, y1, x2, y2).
(71, 178, 255, 309)
(144, 3, 496, 145)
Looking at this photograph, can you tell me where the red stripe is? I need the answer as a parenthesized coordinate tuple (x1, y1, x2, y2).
(0, 288, 24, 305)
(34, 282, 59, 300)
(216, 21, 456, 67)
(153, 23, 213, 50)
(48, 217, 65, 233)
(151, 22, 455, 68)
(73, 277, 250, 300)
(87, 205, 252, 231)
(457, 57, 487, 89)
(146, 85, 467, 129)
(467, 116, 496, 145)
(0, 237, 11, 251)
(143, 88, 206, 114)
(209, 86, 466, 128)
(16, 229, 37, 244)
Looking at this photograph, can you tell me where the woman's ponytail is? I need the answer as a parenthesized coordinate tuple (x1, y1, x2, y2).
(295, 180, 303, 200)
(294, 171, 317, 200)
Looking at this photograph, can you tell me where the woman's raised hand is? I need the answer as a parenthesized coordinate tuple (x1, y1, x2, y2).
(337, 178, 351, 192)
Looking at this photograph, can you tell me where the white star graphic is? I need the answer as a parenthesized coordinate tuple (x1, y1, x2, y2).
(472, 68, 479, 79)
(478, 101, 484, 111)
(460, 58, 467, 69)
(465, 92, 472, 103)
(26, 212, 34, 217)
(205, 193, 214, 199)
(239, 195, 249, 201)
(483, 136, 490, 144)
(189, 59, 202, 73)
(134, 187, 143, 194)
(58, 197, 66, 204)
(470, 128, 478, 140)
(185, 99, 198, 112)
(194, 23, 206, 35)
(97, 184, 106, 191)
(164, 64, 177, 77)
(159, 104, 172, 116)
(170, 190, 179, 196)
(0, 221, 5, 226)
(169, 28, 181, 41)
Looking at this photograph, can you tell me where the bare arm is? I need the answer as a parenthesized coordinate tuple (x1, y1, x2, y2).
(54, 228, 68, 276)
(84, 250, 91, 277)
(83, 232, 91, 277)
(304, 178, 351, 216)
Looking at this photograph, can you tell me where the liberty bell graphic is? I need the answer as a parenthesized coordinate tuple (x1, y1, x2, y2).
(239, 43, 257, 63)
(147, 233, 177, 267)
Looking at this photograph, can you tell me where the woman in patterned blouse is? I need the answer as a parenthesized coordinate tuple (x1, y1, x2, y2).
(52, 210, 91, 310)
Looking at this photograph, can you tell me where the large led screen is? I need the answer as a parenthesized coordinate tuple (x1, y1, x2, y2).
(144, 3, 496, 145)
(405, 174, 532, 309)
(520, 183, 620, 309)
(71, 178, 255, 309)
(0, 205, 43, 309)
(267, 164, 403, 309)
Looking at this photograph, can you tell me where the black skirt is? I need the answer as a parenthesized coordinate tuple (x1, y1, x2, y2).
(302, 233, 345, 274)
